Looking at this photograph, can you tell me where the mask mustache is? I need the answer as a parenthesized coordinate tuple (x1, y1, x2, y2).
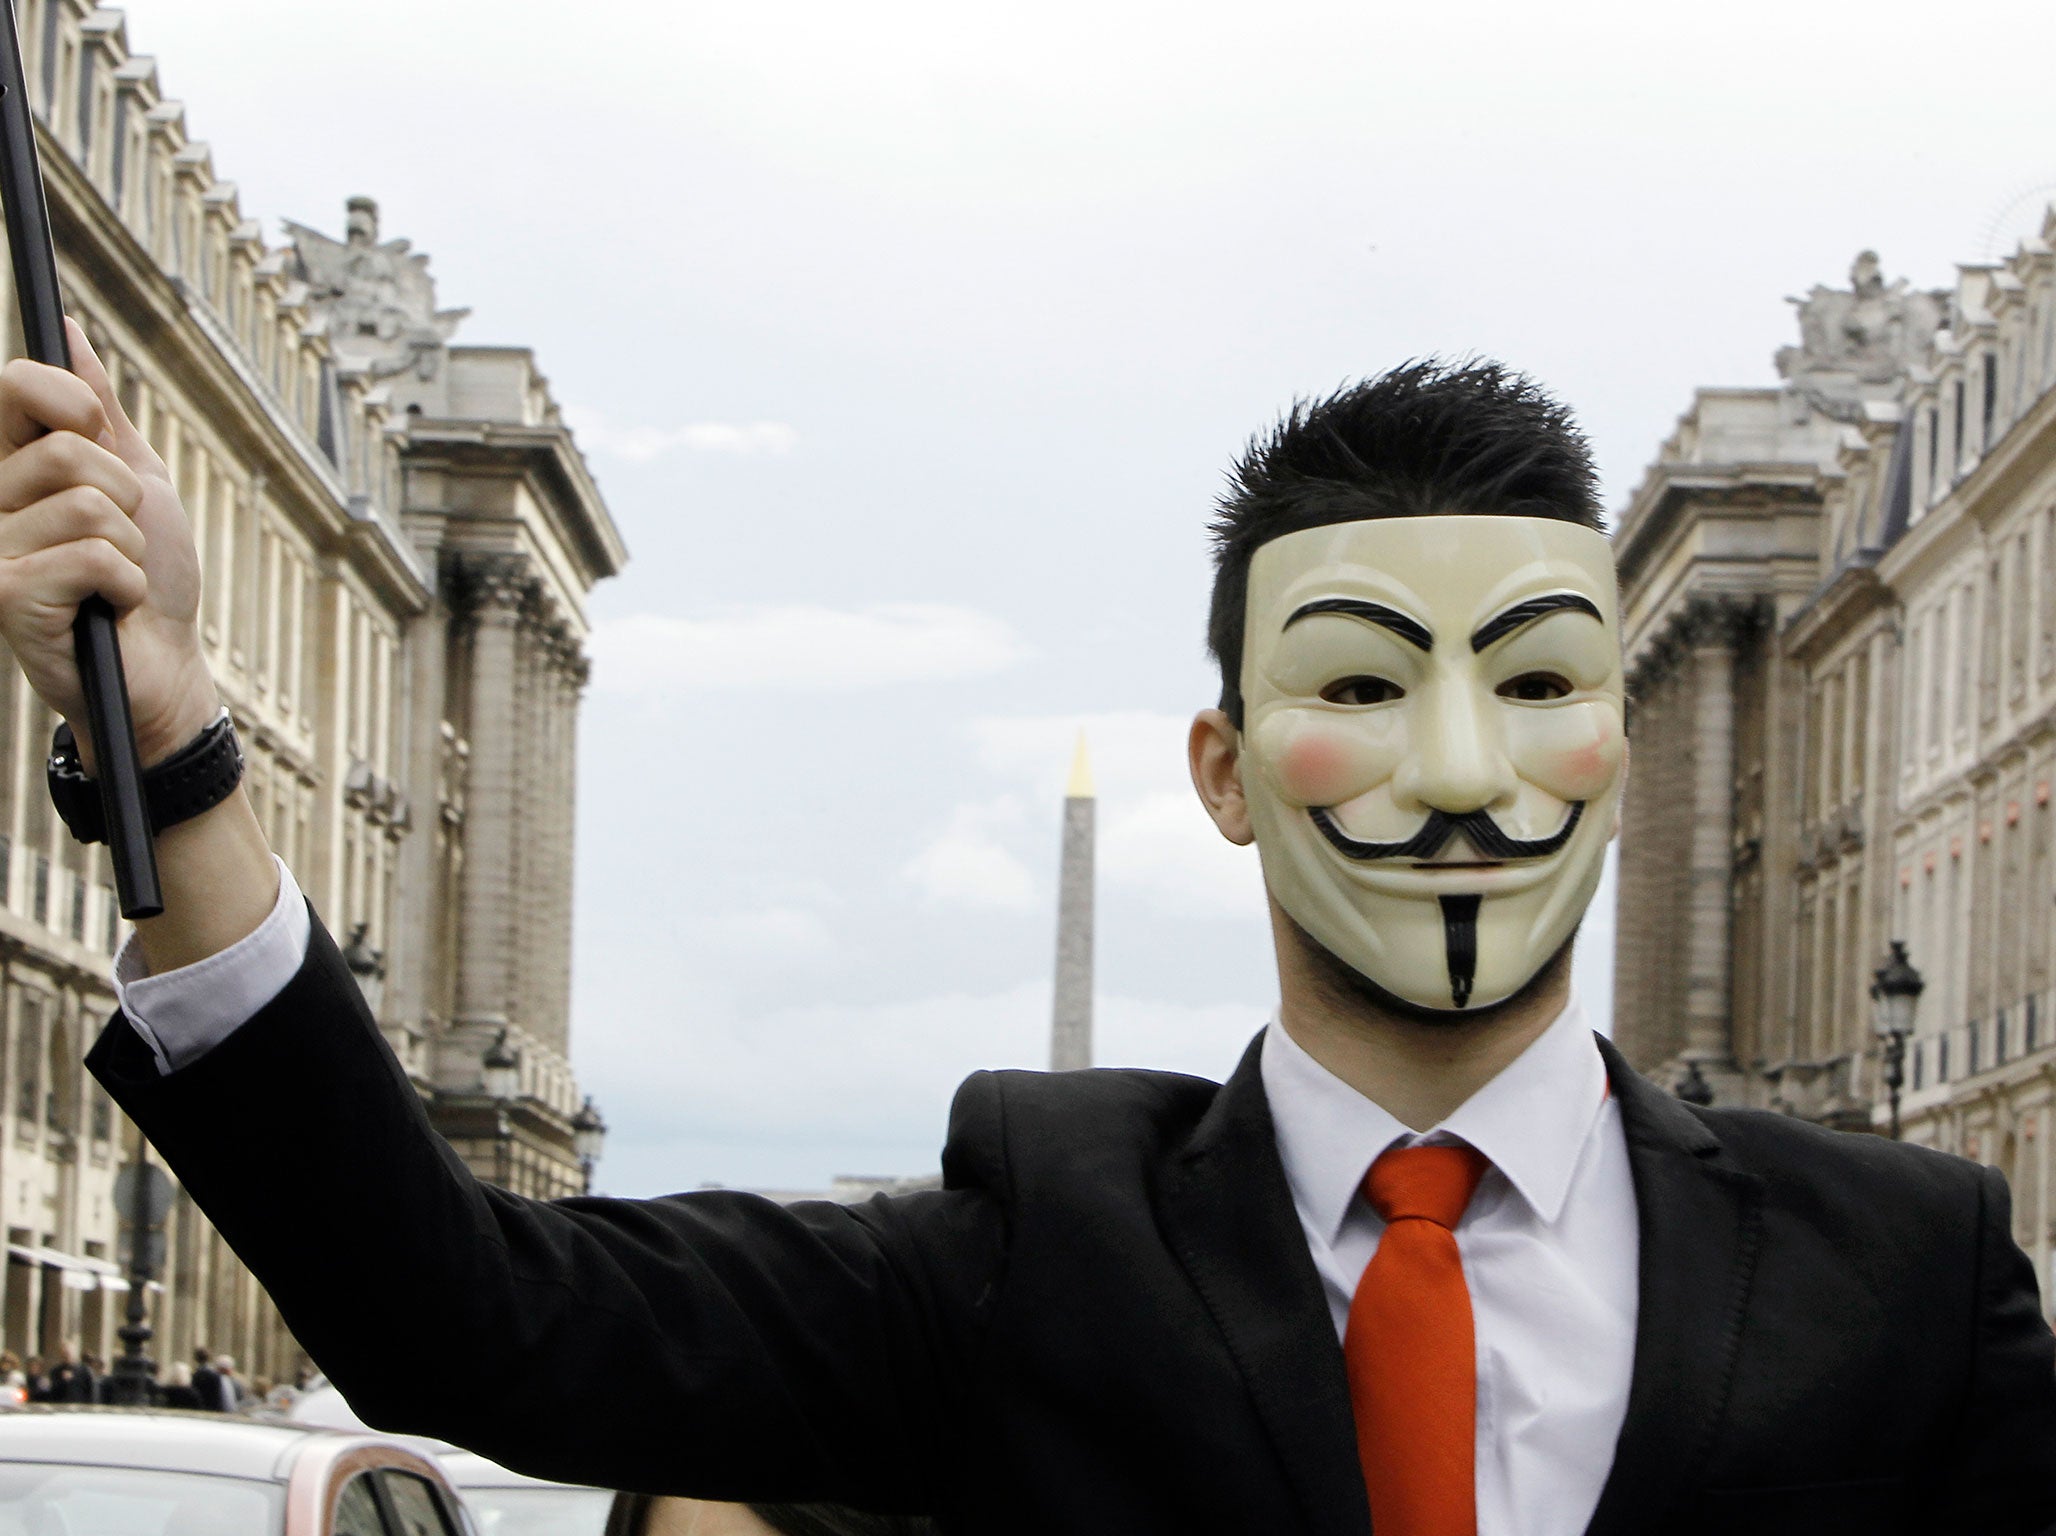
(1308, 801, 1584, 862)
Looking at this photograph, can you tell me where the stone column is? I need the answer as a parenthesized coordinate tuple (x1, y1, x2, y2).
(453, 555, 530, 1032)
(1684, 600, 1747, 1064)
(507, 597, 541, 1042)
(523, 620, 578, 1057)
(1050, 736, 1095, 1072)
(545, 642, 586, 1052)
(386, 599, 447, 1041)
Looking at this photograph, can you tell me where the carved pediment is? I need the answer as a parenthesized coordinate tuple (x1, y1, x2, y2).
(1776, 251, 1948, 420)
(284, 197, 470, 384)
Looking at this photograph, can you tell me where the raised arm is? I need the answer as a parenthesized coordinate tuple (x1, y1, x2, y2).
(87, 911, 1006, 1505)
(0, 323, 276, 975)
(0, 326, 1006, 1507)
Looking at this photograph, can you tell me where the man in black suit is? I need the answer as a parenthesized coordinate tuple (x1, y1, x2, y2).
(0, 332, 2051, 1533)
(44, 1343, 94, 1405)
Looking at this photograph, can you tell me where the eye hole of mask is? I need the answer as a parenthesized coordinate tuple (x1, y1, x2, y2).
(1319, 675, 1406, 706)
(1495, 671, 1573, 702)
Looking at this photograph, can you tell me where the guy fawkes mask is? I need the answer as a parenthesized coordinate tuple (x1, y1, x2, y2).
(1239, 515, 1625, 1012)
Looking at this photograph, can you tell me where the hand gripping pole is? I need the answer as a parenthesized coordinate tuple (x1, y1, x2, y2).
(0, 1, 161, 919)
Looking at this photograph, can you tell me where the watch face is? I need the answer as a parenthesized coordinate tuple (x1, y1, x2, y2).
(47, 725, 105, 844)
(1238, 515, 1624, 1011)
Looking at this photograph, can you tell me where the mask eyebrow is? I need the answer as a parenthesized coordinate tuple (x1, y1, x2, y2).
(1470, 592, 1603, 653)
(1284, 598, 1433, 652)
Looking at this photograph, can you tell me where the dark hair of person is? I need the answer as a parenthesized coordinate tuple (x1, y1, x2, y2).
(748, 1503, 934, 1536)
(605, 1493, 934, 1536)
(1206, 359, 1604, 727)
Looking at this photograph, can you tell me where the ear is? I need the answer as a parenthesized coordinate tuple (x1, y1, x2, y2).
(1189, 708, 1254, 846)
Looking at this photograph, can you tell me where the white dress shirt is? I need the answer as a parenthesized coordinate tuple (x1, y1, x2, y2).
(1262, 998, 1639, 1536)
(118, 870, 1638, 1530)
(113, 854, 307, 1074)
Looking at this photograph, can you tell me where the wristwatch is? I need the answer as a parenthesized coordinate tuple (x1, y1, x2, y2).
(46, 709, 245, 845)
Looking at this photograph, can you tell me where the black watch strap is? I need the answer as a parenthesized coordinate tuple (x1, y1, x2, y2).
(47, 711, 246, 846)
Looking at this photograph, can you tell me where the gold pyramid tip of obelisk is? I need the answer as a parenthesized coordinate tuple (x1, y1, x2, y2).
(1066, 730, 1094, 799)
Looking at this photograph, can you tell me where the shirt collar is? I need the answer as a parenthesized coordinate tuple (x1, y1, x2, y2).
(1261, 992, 1609, 1242)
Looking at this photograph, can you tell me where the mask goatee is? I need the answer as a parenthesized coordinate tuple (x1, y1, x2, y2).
(1439, 894, 1481, 1009)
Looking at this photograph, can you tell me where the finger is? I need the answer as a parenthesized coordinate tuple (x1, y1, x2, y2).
(0, 536, 149, 616)
(0, 486, 149, 567)
(62, 319, 150, 466)
(0, 430, 145, 518)
(0, 356, 110, 455)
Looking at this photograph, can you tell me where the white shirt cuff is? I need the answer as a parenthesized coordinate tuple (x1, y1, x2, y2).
(112, 855, 311, 1075)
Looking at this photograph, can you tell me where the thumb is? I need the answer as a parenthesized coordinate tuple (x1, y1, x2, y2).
(62, 316, 154, 470)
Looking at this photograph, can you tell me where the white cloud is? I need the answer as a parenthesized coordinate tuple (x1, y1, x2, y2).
(708, 905, 842, 965)
(579, 980, 1271, 1195)
(589, 604, 1028, 695)
(969, 710, 1196, 802)
(563, 406, 799, 461)
(583, 981, 1051, 1158)
(1095, 991, 1270, 1082)
(903, 798, 1039, 912)
(966, 711, 1260, 921)
(1100, 790, 1263, 921)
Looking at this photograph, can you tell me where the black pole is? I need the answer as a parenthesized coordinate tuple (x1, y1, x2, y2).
(0, 1, 159, 919)
(1882, 1031, 1906, 1141)
(109, 1146, 158, 1407)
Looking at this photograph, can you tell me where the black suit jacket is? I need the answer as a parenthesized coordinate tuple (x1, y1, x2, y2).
(45, 1362, 94, 1405)
(89, 913, 2056, 1533)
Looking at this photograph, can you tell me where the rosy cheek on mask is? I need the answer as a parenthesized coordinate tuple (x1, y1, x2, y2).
(1254, 711, 1402, 808)
(1505, 701, 1624, 803)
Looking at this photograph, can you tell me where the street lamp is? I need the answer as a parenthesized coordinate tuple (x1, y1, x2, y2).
(1870, 940, 1925, 1140)
(572, 1096, 606, 1196)
(341, 921, 385, 1020)
(108, 1148, 170, 1407)
(482, 1028, 521, 1188)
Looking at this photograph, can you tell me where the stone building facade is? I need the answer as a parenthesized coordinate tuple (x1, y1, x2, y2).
(0, 0, 624, 1381)
(1613, 224, 2056, 1301)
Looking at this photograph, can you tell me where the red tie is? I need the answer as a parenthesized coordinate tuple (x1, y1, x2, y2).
(1343, 1143, 1490, 1536)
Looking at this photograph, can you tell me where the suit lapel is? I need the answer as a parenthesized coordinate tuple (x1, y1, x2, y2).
(1583, 1037, 1766, 1536)
(1160, 1035, 1372, 1536)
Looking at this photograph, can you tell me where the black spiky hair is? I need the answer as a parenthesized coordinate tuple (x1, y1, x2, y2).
(1206, 359, 1604, 726)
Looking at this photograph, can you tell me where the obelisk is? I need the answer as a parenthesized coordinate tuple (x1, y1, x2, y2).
(1050, 733, 1095, 1072)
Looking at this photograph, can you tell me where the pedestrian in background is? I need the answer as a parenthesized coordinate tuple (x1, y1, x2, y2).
(0, 1350, 25, 1407)
(45, 1343, 93, 1404)
(215, 1353, 249, 1410)
(189, 1348, 224, 1412)
(160, 1362, 200, 1410)
(263, 1376, 302, 1413)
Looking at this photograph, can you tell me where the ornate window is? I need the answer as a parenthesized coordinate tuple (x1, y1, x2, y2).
(2012, 532, 2031, 703)
(74, 40, 91, 155)
(37, 0, 59, 117)
(1984, 353, 1999, 449)
(16, 994, 42, 1126)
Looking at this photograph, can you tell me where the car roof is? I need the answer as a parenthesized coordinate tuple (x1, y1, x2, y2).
(0, 1407, 370, 1482)
(293, 1388, 601, 1496)
(435, 1448, 606, 1492)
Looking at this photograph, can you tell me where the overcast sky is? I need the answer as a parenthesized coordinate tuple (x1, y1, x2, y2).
(123, 0, 2056, 1194)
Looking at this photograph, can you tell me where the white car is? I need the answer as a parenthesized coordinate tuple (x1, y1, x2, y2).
(0, 1405, 471, 1536)
(292, 1382, 613, 1535)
